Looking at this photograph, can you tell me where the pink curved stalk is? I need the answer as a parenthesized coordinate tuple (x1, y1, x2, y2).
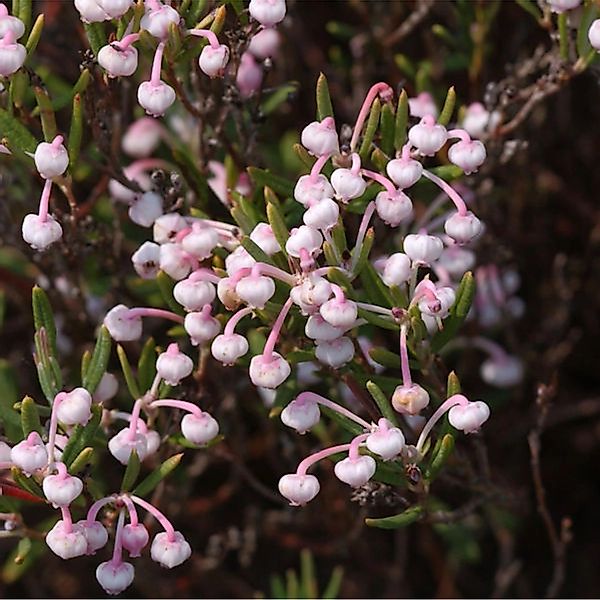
(126, 399, 144, 442)
(127, 307, 184, 323)
(350, 200, 376, 272)
(37, 179, 53, 222)
(129, 494, 176, 542)
(150, 42, 165, 86)
(124, 158, 171, 180)
(188, 268, 221, 284)
(46, 393, 64, 469)
(355, 301, 394, 317)
(150, 399, 202, 417)
(309, 153, 331, 183)
(86, 495, 118, 524)
(399, 324, 412, 387)
(350, 152, 362, 175)
(361, 169, 397, 195)
(187, 28, 221, 49)
(224, 306, 254, 336)
(447, 128, 471, 143)
(262, 297, 294, 358)
(350, 82, 393, 151)
(120, 495, 139, 527)
(296, 433, 369, 475)
(295, 391, 371, 430)
(61, 506, 74, 533)
(115, 33, 140, 50)
(111, 509, 126, 563)
(422, 170, 467, 216)
(416, 394, 469, 452)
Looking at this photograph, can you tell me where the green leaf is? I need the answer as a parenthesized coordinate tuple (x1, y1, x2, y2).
(25, 13, 43, 56)
(426, 434, 454, 480)
(577, 3, 598, 58)
(20, 395, 42, 436)
(261, 81, 299, 116)
(352, 227, 374, 276)
(133, 453, 183, 497)
(515, 0, 542, 20)
(0, 108, 37, 154)
(2, 538, 45, 585)
(300, 550, 318, 599)
(446, 371, 461, 397)
(61, 404, 102, 467)
(293, 143, 315, 169)
(33, 85, 57, 142)
(366, 380, 399, 426)
(394, 89, 408, 151)
(137, 337, 157, 393)
(437, 86, 456, 126)
(240, 236, 277, 268)
(82, 326, 111, 394)
(10, 467, 44, 499)
(285, 569, 300, 599)
(32, 285, 57, 354)
(368, 347, 400, 369)
(359, 98, 381, 161)
(371, 147, 389, 171)
(316, 72, 334, 120)
(265, 188, 290, 252)
(83, 22, 106, 56)
(121, 450, 141, 492)
(117, 345, 141, 400)
(33, 329, 61, 402)
(322, 566, 344, 600)
(431, 271, 475, 352)
(248, 167, 294, 198)
(17, 0, 31, 34)
(358, 262, 394, 308)
(69, 447, 94, 475)
(320, 405, 364, 437)
(380, 103, 395, 156)
(558, 13, 568, 61)
(156, 270, 185, 316)
(0, 360, 22, 442)
(80, 350, 91, 384)
(68, 93, 83, 168)
(365, 505, 424, 529)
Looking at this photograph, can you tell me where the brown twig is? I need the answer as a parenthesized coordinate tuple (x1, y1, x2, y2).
(383, 0, 435, 47)
(528, 380, 572, 598)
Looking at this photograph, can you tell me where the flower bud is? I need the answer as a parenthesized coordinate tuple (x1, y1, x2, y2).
(547, 0, 580, 13)
(285, 225, 323, 258)
(375, 190, 413, 227)
(150, 531, 192, 568)
(330, 168, 367, 203)
(98, 0, 134, 18)
(294, 174, 334, 207)
(159, 243, 194, 281)
(408, 118, 448, 156)
(156, 343, 193, 386)
(236, 51, 263, 98)
(462, 102, 499, 138)
(132, 241, 161, 279)
(589, 19, 600, 51)
(10, 432, 48, 474)
(43, 470, 84, 507)
(181, 411, 219, 444)
(319, 296, 357, 328)
(108, 428, 148, 465)
(128, 191, 163, 227)
(281, 398, 320, 434)
(301, 119, 339, 156)
(98, 43, 138, 78)
(334, 455, 376, 487)
(0, 37, 25, 76)
(217, 277, 242, 310)
(179, 223, 218, 259)
(391, 383, 430, 415)
(366, 420, 405, 460)
(226, 246, 256, 275)
(140, 3, 180, 39)
(122, 523, 149, 557)
(199, 44, 230, 78)
(153, 213, 187, 244)
(104, 304, 143, 342)
(249, 352, 291, 388)
(96, 560, 135, 595)
(448, 139, 486, 174)
(438, 246, 475, 279)
(250, 223, 280, 255)
(386, 157, 423, 189)
(144, 429, 161, 456)
(174, 277, 216, 311)
(415, 280, 455, 318)
(22, 214, 62, 251)
(138, 80, 176, 117)
(211, 333, 249, 365)
(74, 0, 110, 22)
(122, 117, 163, 158)
(34, 138, 69, 179)
(480, 355, 523, 388)
(0, 7, 25, 39)
(56, 388, 92, 426)
(448, 400, 490, 433)
(303, 198, 339, 231)
(77, 520, 109, 555)
(315, 336, 355, 368)
(408, 91, 438, 119)
(444, 211, 483, 244)
(248, 27, 280, 59)
(381, 252, 411, 287)
(305, 314, 344, 341)
(290, 276, 332, 315)
(0, 441, 11, 462)
(46, 520, 88, 560)
(278, 473, 320, 506)
(184, 310, 221, 346)
(403, 233, 443, 265)
(236, 272, 275, 309)
(249, 0, 286, 25)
